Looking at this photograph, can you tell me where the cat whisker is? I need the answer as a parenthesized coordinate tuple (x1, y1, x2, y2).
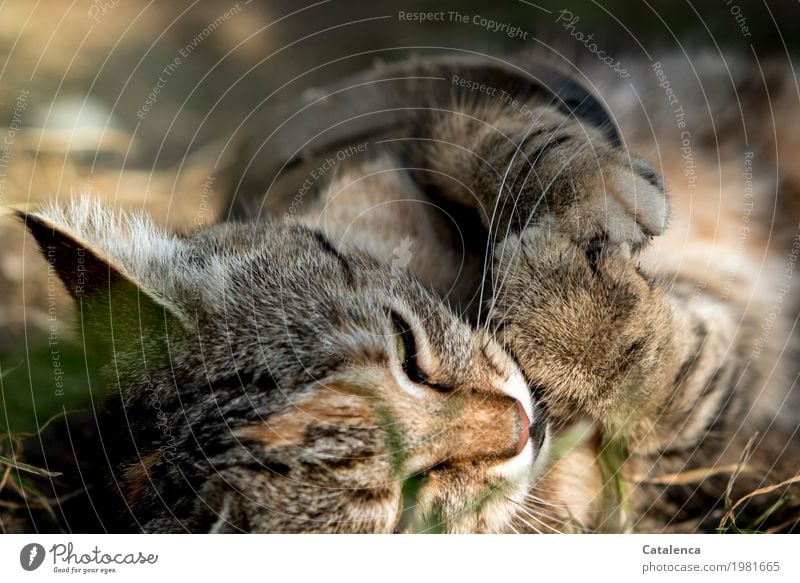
(505, 496, 564, 534)
(514, 514, 543, 534)
(514, 504, 564, 534)
(523, 492, 568, 509)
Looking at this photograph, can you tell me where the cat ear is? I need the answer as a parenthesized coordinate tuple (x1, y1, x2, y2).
(18, 209, 136, 300)
(15, 205, 187, 372)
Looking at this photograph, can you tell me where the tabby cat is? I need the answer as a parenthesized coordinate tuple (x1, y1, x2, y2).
(18, 51, 800, 532)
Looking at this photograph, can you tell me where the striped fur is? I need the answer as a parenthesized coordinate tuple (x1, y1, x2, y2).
(230, 51, 800, 532)
(20, 51, 800, 532)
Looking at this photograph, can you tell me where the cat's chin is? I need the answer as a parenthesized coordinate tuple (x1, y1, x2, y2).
(423, 427, 551, 534)
(487, 430, 552, 534)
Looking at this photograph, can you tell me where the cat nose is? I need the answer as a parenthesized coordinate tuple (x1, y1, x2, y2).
(514, 399, 531, 456)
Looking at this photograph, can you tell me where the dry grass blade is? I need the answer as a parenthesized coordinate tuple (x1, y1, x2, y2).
(11, 408, 83, 441)
(0, 455, 63, 478)
(724, 433, 758, 513)
(718, 473, 800, 531)
(0, 465, 11, 494)
(633, 464, 757, 486)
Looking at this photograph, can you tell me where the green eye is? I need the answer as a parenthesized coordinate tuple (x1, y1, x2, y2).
(389, 311, 451, 393)
(390, 311, 428, 386)
(395, 326, 408, 363)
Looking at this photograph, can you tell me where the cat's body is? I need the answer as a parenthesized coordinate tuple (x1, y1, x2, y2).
(17, 50, 800, 532)
(224, 50, 800, 532)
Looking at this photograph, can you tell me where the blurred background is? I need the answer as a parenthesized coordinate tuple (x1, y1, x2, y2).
(2, 0, 800, 530)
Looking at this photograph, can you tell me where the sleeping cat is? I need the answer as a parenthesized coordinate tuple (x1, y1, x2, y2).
(18, 52, 800, 532)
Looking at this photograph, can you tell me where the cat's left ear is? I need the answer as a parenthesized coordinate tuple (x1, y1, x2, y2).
(15, 206, 187, 371)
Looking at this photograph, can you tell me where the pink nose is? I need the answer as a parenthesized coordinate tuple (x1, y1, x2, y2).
(515, 400, 531, 456)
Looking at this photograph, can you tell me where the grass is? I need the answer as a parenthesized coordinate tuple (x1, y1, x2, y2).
(718, 473, 800, 534)
(0, 337, 97, 532)
(0, 364, 55, 530)
(1, 331, 97, 435)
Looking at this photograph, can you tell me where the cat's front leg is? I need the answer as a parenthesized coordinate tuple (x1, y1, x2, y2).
(487, 225, 747, 455)
(416, 103, 669, 252)
(418, 98, 746, 454)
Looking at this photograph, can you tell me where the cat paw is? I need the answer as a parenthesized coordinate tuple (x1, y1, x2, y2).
(547, 156, 669, 252)
(489, 225, 659, 421)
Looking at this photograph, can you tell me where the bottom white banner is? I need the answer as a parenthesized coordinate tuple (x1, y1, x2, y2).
(1, 534, 798, 581)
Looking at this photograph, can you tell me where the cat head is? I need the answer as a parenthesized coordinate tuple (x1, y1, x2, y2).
(18, 197, 548, 533)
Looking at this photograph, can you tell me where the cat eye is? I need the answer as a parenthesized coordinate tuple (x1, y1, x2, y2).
(391, 311, 428, 384)
(390, 311, 449, 392)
